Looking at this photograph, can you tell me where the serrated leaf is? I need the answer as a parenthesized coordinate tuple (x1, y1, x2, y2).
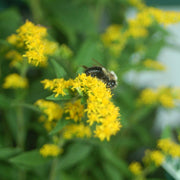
(0, 147, 21, 159)
(57, 143, 92, 170)
(50, 59, 67, 78)
(9, 150, 51, 167)
(49, 120, 68, 135)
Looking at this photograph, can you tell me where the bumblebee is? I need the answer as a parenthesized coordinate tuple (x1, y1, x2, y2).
(83, 66, 118, 89)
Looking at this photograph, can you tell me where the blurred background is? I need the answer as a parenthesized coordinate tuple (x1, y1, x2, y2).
(1, 0, 180, 180)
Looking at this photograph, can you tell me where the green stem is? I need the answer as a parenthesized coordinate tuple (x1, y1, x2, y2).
(49, 137, 65, 180)
(29, 0, 44, 23)
(16, 103, 25, 150)
(49, 158, 59, 180)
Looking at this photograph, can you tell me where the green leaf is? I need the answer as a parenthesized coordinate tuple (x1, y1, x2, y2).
(0, 94, 11, 109)
(102, 162, 123, 180)
(42, 0, 96, 44)
(0, 8, 22, 39)
(50, 59, 67, 78)
(46, 94, 72, 101)
(161, 126, 172, 139)
(100, 147, 130, 177)
(0, 147, 21, 159)
(9, 150, 51, 167)
(49, 119, 69, 135)
(57, 142, 92, 170)
(75, 39, 103, 66)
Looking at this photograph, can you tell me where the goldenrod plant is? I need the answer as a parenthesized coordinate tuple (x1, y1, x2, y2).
(0, 0, 180, 179)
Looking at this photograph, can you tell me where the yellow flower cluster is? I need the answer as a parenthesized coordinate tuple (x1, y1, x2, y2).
(158, 138, 180, 157)
(65, 100, 84, 122)
(35, 99, 63, 131)
(143, 150, 165, 166)
(5, 50, 23, 67)
(3, 73, 28, 89)
(40, 144, 63, 157)
(35, 99, 63, 121)
(129, 161, 142, 175)
(101, 25, 128, 56)
(128, 7, 180, 28)
(137, 87, 180, 108)
(63, 123, 91, 139)
(7, 20, 58, 66)
(101, 7, 180, 55)
(41, 73, 121, 141)
(143, 59, 166, 71)
(128, 0, 145, 10)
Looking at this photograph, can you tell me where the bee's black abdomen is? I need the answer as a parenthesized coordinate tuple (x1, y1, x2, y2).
(83, 65, 117, 89)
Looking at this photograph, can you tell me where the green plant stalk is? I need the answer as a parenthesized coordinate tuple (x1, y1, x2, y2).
(49, 137, 65, 180)
(16, 105, 25, 149)
(28, 0, 44, 23)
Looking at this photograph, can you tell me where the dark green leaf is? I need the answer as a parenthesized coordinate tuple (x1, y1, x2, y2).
(102, 162, 123, 180)
(0, 94, 11, 109)
(0, 8, 22, 39)
(50, 59, 67, 78)
(9, 150, 51, 167)
(0, 147, 21, 159)
(49, 120, 68, 135)
(57, 143, 92, 170)
(46, 94, 72, 101)
(75, 39, 103, 66)
(100, 147, 130, 177)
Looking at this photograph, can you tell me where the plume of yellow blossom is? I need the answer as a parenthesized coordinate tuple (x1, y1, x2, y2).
(137, 87, 179, 108)
(40, 144, 63, 157)
(143, 150, 165, 166)
(7, 20, 58, 66)
(137, 88, 158, 105)
(158, 138, 180, 157)
(41, 73, 121, 141)
(65, 100, 85, 122)
(3, 73, 28, 89)
(143, 59, 166, 71)
(63, 123, 91, 139)
(35, 99, 63, 122)
(5, 50, 23, 67)
(101, 25, 128, 56)
(129, 161, 142, 175)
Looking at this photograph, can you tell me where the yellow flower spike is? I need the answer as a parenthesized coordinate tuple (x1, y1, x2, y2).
(40, 144, 63, 157)
(158, 138, 180, 157)
(158, 94, 175, 108)
(65, 99, 85, 122)
(3, 73, 28, 89)
(129, 161, 142, 175)
(5, 50, 23, 67)
(150, 150, 165, 166)
(7, 20, 58, 67)
(35, 99, 63, 122)
(63, 123, 91, 139)
(41, 73, 121, 141)
(137, 88, 158, 105)
(143, 59, 166, 71)
(143, 149, 164, 166)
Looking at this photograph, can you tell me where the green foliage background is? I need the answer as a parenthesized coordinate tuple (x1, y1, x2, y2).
(0, 0, 179, 180)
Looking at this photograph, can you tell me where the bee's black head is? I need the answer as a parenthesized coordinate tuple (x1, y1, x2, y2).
(107, 80, 117, 89)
